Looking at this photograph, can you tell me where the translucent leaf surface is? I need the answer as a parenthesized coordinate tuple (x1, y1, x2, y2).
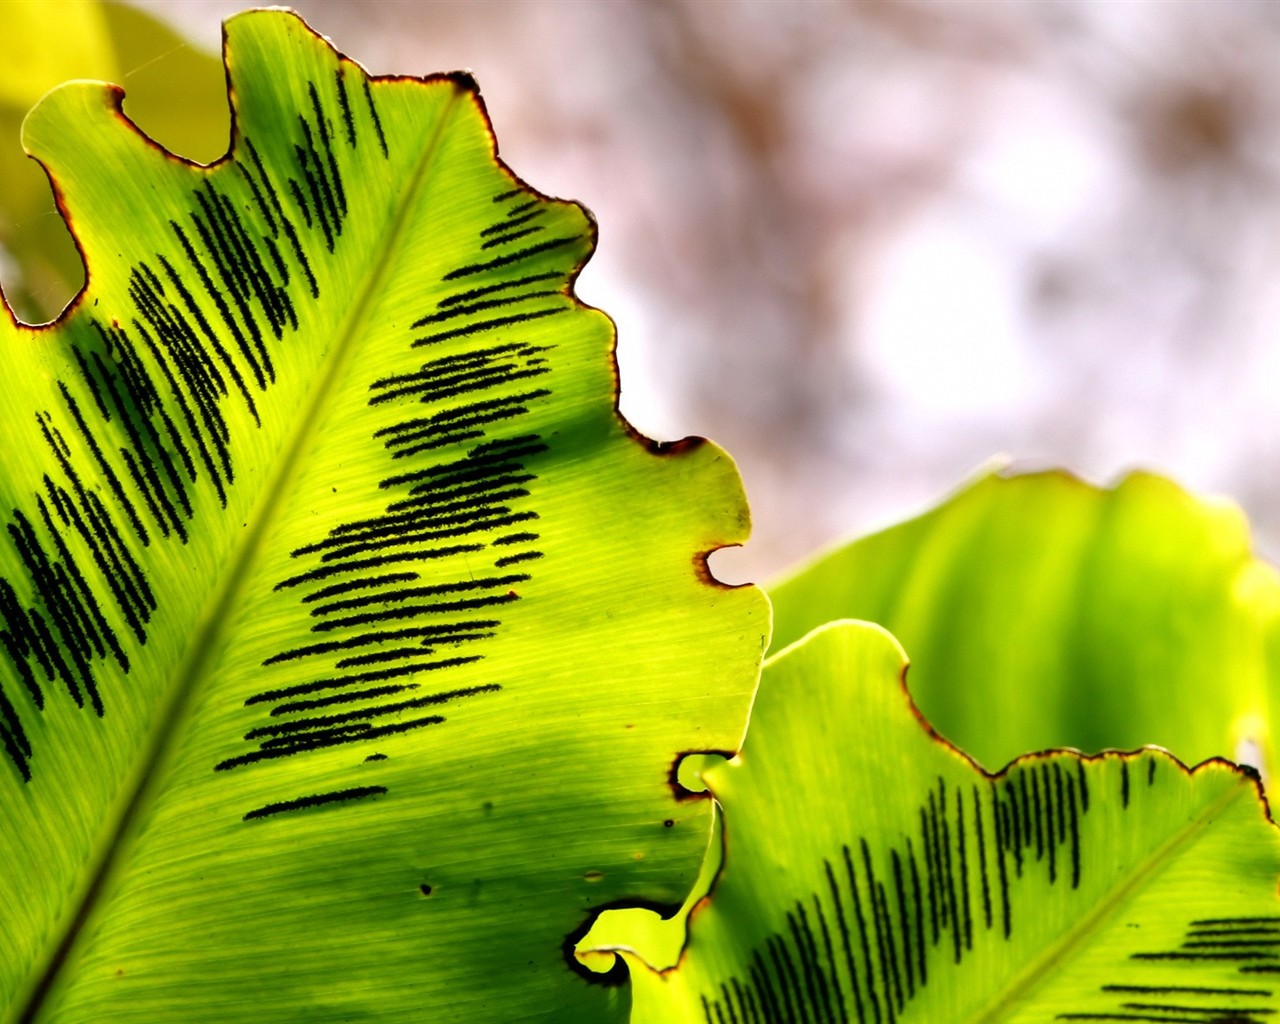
(624, 621, 1280, 1022)
(769, 469, 1280, 773)
(0, 11, 767, 1021)
(0, 0, 226, 322)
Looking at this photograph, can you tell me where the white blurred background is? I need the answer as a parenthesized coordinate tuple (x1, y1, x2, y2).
(17, 0, 1280, 582)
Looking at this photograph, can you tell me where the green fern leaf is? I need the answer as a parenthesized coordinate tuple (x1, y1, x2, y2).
(769, 468, 1280, 773)
(0, 11, 767, 1021)
(620, 622, 1280, 1022)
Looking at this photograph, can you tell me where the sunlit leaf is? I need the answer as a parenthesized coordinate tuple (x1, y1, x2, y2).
(621, 621, 1280, 1022)
(769, 468, 1280, 774)
(0, 11, 767, 1021)
(0, 0, 225, 322)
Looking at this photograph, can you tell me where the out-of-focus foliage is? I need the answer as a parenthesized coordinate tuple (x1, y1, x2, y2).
(769, 468, 1280, 774)
(0, 0, 225, 322)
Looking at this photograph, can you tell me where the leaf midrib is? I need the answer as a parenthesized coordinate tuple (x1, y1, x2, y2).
(17, 79, 470, 1024)
(969, 770, 1247, 1024)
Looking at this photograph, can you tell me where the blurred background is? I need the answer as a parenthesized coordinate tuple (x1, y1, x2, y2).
(4, 0, 1280, 583)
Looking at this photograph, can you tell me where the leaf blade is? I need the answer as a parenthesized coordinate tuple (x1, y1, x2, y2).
(768, 468, 1280, 773)
(622, 622, 1280, 1022)
(0, 11, 767, 1021)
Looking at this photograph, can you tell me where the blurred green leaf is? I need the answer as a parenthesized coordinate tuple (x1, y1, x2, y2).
(768, 468, 1280, 773)
(0, 0, 225, 322)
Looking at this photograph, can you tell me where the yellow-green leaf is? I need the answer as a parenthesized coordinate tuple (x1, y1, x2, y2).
(769, 468, 1280, 773)
(0, 0, 225, 322)
(0, 11, 767, 1021)
(622, 622, 1280, 1022)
